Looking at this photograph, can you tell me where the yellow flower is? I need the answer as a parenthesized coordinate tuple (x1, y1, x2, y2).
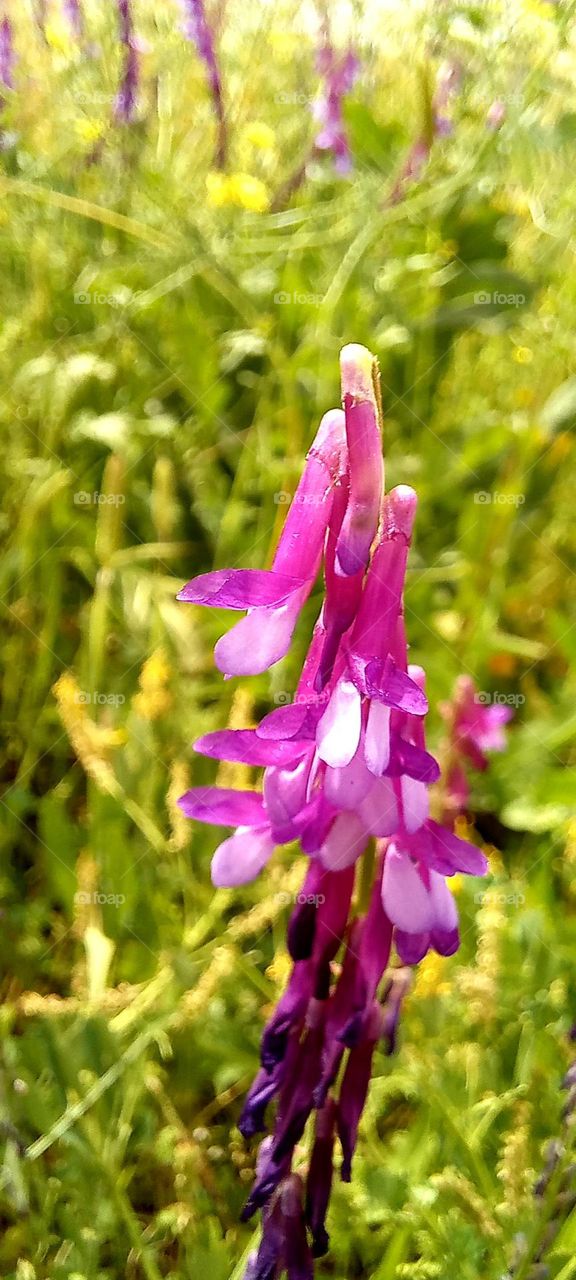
(206, 172, 231, 208)
(513, 346, 533, 365)
(45, 18, 73, 55)
(242, 122, 276, 151)
(228, 173, 269, 212)
(133, 648, 172, 721)
(75, 120, 105, 144)
(206, 171, 270, 213)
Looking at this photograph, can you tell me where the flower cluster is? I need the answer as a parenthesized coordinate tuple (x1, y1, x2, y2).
(178, 344, 490, 1277)
(440, 674, 513, 827)
(313, 38, 358, 174)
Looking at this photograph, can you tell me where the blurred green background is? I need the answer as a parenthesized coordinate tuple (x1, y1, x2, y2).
(1, 1, 576, 1277)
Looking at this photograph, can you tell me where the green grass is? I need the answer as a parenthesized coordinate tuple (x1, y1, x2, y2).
(1, 2, 576, 1277)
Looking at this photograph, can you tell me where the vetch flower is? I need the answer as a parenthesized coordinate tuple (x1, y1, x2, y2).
(176, 343, 499, 1275)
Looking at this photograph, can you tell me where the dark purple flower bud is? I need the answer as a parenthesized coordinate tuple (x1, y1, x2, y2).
(306, 1098, 336, 1256)
(338, 1003, 383, 1182)
(380, 967, 412, 1054)
(281, 1175, 314, 1280)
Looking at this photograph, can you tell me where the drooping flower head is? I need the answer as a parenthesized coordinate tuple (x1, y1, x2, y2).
(177, 344, 506, 1275)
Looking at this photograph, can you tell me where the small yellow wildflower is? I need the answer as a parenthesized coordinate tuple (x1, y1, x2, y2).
(206, 171, 269, 213)
(133, 648, 172, 721)
(206, 171, 231, 208)
(228, 173, 269, 212)
(75, 119, 105, 145)
(242, 122, 276, 151)
(514, 347, 533, 365)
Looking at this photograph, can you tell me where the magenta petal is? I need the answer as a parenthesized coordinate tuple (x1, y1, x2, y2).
(425, 820, 488, 877)
(392, 737, 440, 783)
(395, 929, 430, 964)
(177, 567, 303, 608)
(364, 657, 428, 715)
(335, 345, 383, 577)
(177, 786, 266, 827)
(257, 703, 320, 741)
(194, 730, 308, 767)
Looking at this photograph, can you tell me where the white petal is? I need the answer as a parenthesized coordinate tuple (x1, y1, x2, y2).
(381, 845, 433, 933)
(317, 679, 362, 768)
(400, 776, 429, 834)
(364, 701, 391, 775)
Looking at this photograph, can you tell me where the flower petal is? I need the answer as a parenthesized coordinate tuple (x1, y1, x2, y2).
(358, 776, 399, 836)
(317, 679, 362, 768)
(319, 812, 367, 871)
(194, 729, 307, 767)
(178, 786, 266, 826)
(211, 826, 274, 887)
(214, 588, 308, 676)
(177, 567, 303, 608)
(381, 845, 434, 933)
(399, 776, 429, 834)
(364, 700, 391, 775)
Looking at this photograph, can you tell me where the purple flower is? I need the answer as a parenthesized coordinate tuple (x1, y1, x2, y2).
(114, 0, 139, 124)
(62, 0, 83, 39)
(176, 342, 493, 1270)
(180, 0, 227, 168)
(0, 17, 14, 92)
(313, 40, 359, 174)
(178, 409, 346, 677)
(440, 675, 513, 822)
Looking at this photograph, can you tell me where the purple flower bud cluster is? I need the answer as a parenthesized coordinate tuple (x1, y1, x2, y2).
(114, 0, 139, 124)
(180, 0, 226, 167)
(0, 15, 14, 93)
(177, 343, 493, 1274)
(312, 38, 358, 174)
(62, 0, 83, 40)
(440, 675, 513, 827)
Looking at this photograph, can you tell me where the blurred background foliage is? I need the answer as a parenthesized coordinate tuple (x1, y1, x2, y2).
(1, 1, 576, 1277)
